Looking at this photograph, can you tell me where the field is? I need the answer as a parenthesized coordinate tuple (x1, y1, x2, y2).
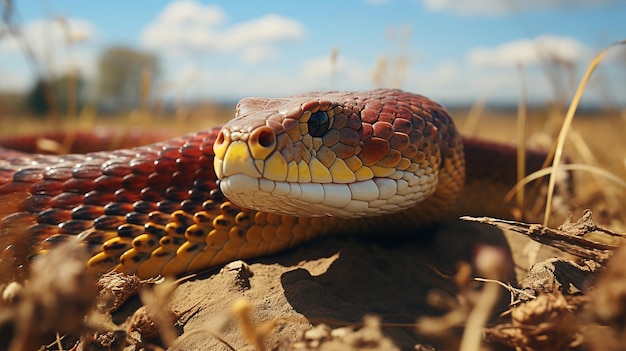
(0, 33, 626, 351)
(0, 95, 625, 350)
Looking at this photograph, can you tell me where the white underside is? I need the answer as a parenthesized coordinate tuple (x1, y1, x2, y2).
(219, 170, 438, 218)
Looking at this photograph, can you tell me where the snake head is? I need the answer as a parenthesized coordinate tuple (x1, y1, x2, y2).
(213, 89, 462, 219)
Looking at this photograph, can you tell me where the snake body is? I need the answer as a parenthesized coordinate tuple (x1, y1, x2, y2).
(0, 89, 526, 280)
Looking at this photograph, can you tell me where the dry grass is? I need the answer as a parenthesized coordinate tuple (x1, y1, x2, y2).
(1, 5, 625, 348)
(1, 97, 624, 350)
(1, 53, 625, 350)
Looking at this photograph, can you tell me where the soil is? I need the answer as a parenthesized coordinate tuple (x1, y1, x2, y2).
(153, 220, 561, 350)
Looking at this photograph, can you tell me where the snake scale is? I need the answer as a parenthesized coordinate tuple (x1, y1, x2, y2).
(0, 89, 541, 281)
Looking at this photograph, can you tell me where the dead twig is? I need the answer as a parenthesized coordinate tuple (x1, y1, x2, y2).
(461, 210, 621, 264)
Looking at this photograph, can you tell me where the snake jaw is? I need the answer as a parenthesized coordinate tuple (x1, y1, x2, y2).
(219, 172, 439, 219)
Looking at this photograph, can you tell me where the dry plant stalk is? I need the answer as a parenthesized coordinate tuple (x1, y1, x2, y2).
(515, 63, 527, 211)
(5, 239, 98, 351)
(543, 40, 626, 225)
(462, 210, 622, 264)
(417, 246, 511, 351)
(232, 297, 280, 351)
(136, 278, 179, 346)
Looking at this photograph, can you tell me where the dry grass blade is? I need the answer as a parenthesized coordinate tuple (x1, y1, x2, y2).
(459, 247, 505, 351)
(137, 278, 179, 346)
(5, 239, 98, 351)
(232, 297, 280, 351)
(461, 94, 489, 135)
(567, 128, 622, 210)
(544, 39, 626, 225)
(505, 163, 626, 203)
(516, 64, 527, 210)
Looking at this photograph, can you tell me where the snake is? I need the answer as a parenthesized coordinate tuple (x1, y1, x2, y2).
(0, 89, 540, 281)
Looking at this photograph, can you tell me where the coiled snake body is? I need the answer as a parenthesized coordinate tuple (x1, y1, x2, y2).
(0, 89, 528, 280)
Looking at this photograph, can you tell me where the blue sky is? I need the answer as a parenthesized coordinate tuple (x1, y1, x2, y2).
(1, 0, 624, 106)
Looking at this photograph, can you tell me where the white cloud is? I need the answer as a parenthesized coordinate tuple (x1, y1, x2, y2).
(431, 59, 458, 82)
(462, 35, 626, 105)
(301, 56, 337, 80)
(0, 17, 99, 85)
(241, 45, 278, 65)
(0, 65, 31, 92)
(0, 17, 96, 53)
(222, 14, 303, 51)
(156, 1, 224, 26)
(140, 2, 223, 53)
(158, 53, 373, 103)
(140, 1, 305, 64)
(301, 55, 371, 89)
(401, 36, 626, 106)
(423, 0, 616, 16)
(164, 46, 618, 107)
(467, 35, 589, 67)
(163, 64, 294, 101)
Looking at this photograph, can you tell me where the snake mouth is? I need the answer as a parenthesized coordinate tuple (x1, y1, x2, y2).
(218, 173, 434, 218)
(213, 137, 437, 218)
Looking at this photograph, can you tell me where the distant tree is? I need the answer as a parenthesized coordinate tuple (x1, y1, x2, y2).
(97, 46, 159, 111)
(26, 74, 85, 116)
(26, 79, 52, 115)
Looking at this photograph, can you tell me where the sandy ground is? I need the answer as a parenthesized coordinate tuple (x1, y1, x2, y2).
(1, 112, 622, 350)
(139, 220, 562, 351)
(0, 208, 572, 351)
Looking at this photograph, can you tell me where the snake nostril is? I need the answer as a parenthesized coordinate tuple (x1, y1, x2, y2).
(256, 128, 275, 148)
(249, 127, 276, 160)
(213, 130, 231, 159)
(216, 131, 225, 145)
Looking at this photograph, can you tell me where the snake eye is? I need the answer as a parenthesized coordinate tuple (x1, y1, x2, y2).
(308, 111, 329, 137)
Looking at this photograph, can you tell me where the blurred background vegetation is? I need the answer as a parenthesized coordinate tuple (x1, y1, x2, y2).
(1, 1, 623, 129)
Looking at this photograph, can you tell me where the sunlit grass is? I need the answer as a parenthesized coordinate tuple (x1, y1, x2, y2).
(0, 6, 625, 350)
(542, 40, 626, 225)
